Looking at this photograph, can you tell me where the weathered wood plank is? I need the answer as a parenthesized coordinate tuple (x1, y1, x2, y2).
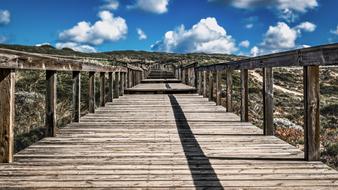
(241, 69, 249, 122)
(198, 71, 202, 95)
(72, 71, 81, 122)
(263, 67, 274, 136)
(208, 71, 214, 101)
(304, 65, 320, 161)
(203, 71, 207, 98)
(226, 69, 233, 112)
(100, 72, 106, 107)
(46, 70, 57, 137)
(216, 71, 222, 106)
(107, 72, 113, 102)
(113, 72, 119, 98)
(88, 72, 96, 113)
(0, 68, 15, 163)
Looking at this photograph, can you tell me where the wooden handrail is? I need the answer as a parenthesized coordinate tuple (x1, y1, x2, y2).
(178, 43, 338, 162)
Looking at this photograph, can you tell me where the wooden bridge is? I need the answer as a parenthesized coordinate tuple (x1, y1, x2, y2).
(0, 44, 338, 189)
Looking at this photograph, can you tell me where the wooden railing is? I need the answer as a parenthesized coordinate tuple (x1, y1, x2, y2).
(0, 48, 144, 163)
(177, 43, 338, 161)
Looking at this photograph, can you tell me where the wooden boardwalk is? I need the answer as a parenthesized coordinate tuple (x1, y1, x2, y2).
(0, 82, 337, 189)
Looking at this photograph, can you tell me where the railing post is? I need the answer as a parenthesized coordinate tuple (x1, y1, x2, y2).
(114, 72, 120, 98)
(46, 70, 57, 137)
(208, 71, 214, 101)
(216, 71, 222, 106)
(100, 72, 106, 107)
(129, 70, 132, 88)
(263, 67, 274, 136)
(88, 72, 96, 113)
(182, 69, 186, 84)
(108, 72, 113, 102)
(226, 69, 233, 112)
(198, 71, 202, 95)
(0, 69, 15, 163)
(203, 71, 207, 98)
(72, 71, 81, 122)
(241, 69, 249, 122)
(120, 72, 124, 96)
(304, 65, 320, 161)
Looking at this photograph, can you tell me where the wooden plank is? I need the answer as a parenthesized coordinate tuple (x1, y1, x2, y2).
(46, 70, 57, 137)
(107, 72, 113, 102)
(88, 72, 95, 113)
(198, 71, 202, 95)
(241, 69, 249, 122)
(72, 71, 81, 122)
(304, 66, 320, 161)
(0, 68, 15, 163)
(100, 72, 106, 107)
(216, 71, 222, 106)
(120, 72, 124, 96)
(263, 67, 274, 136)
(113, 72, 119, 98)
(226, 69, 233, 112)
(208, 71, 214, 101)
(203, 71, 207, 98)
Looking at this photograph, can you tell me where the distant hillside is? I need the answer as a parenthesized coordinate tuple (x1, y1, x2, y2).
(0, 44, 243, 65)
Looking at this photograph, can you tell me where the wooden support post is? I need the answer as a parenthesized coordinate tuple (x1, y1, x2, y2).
(72, 71, 81, 122)
(114, 72, 120, 98)
(182, 69, 186, 84)
(241, 69, 249, 122)
(216, 71, 222, 106)
(198, 71, 202, 95)
(263, 67, 274, 136)
(226, 69, 233, 112)
(46, 70, 57, 137)
(88, 72, 95, 113)
(0, 69, 15, 163)
(129, 70, 132, 88)
(304, 66, 320, 161)
(108, 72, 113, 102)
(208, 71, 214, 101)
(100, 72, 106, 107)
(124, 72, 127, 89)
(203, 71, 207, 98)
(120, 72, 124, 96)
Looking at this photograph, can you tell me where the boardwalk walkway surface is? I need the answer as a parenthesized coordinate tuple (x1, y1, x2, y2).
(0, 82, 338, 189)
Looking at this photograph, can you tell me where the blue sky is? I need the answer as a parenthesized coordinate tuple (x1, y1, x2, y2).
(0, 0, 337, 56)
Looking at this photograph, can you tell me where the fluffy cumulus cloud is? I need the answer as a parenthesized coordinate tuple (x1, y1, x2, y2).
(128, 0, 170, 14)
(250, 21, 316, 56)
(239, 40, 250, 48)
(331, 26, 338, 35)
(137, 28, 147, 40)
(101, 0, 119, 10)
(56, 42, 97, 53)
(59, 11, 127, 46)
(151, 17, 237, 54)
(209, 0, 318, 22)
(0, 10, 10, 25)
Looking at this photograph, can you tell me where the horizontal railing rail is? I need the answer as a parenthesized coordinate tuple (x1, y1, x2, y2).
(177, 43, 338, 162)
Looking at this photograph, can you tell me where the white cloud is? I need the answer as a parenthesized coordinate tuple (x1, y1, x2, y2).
(330, 26, 338, 35)
(295, 21, 316, 32)
(210, 0, 318, 22)
(245, 24, 254, 29)
(137, 28, 147, 40)
(250, 21, 316, 56)
(56, 42, 97, 53)
(101, 0, 119, 10)
(128, 0, 170, 14)
(0, 10, 10, 25)
(239, 40, 250, 48)
(151, 17, 237, 54)
(59, 11, 127, 45)
(36, 42, 51, 47)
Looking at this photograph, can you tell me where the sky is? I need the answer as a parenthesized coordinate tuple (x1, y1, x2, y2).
(0, 0, 337, 56)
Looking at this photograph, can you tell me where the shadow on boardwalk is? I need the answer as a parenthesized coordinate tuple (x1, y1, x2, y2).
(168, 94, 224, 189)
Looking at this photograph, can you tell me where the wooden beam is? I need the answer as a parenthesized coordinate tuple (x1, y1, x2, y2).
(241, 69, 249, 122)
(100, 72, 106, 107)
(203, 71, 207, 98)
(208, 71, 214, 101)
(0, 69, 15, 163)
(46, 70, 57, 137)
(72, 71, 81, 122)
(304, 65, 320, 161)
(216, 71, 222, 106)
(198, 71, 202, 95)
(226, 69, 233, 112)
(120, 72, 124, 96)
(114, 72, 120, 98)
(108, 72, 113, 102)
(263, 67, 274, 136)
(88, 72, 95, 113)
